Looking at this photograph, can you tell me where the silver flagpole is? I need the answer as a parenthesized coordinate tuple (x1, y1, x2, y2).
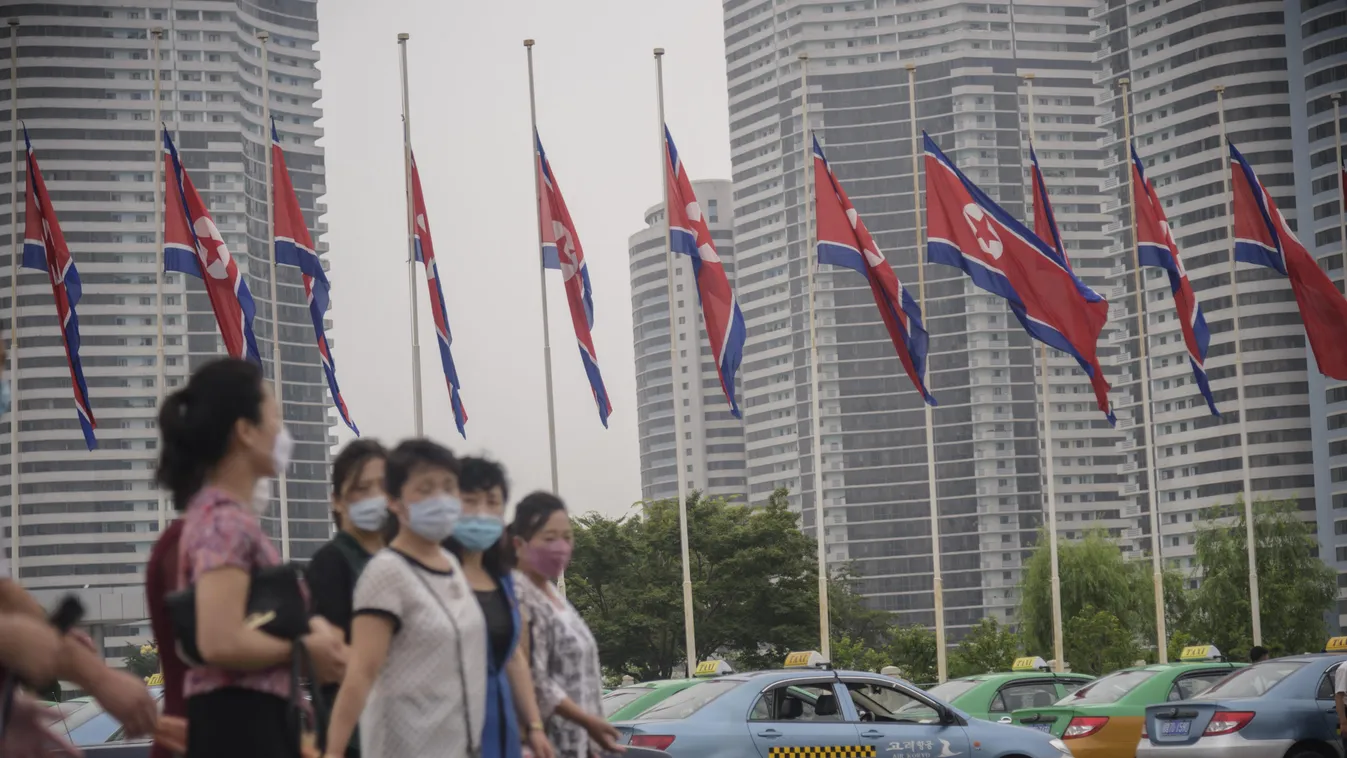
(7, 18, 19, 579)
(152, 27, 167, 529)
(906, 62, 946, 682)
(1024, 74, 1065, 672)
(258, 31, 291, 560)
(398, 33, 424, 437)
(800, 52, 830, 660)
(1334, 93, 1346, 293)
(524, 40, 561, 495)
(1120, 78, 1168, 661)
(655, 47, 697, 677)
(1214, 83, 1261, 646)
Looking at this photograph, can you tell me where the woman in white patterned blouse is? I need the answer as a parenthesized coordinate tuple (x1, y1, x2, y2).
(511, 493, 623, 758)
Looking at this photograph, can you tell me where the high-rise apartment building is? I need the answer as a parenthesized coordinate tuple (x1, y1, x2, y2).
(629, 179, 749, 503)
(1, 0, 330, 665)
(716, 0, 1345, 638)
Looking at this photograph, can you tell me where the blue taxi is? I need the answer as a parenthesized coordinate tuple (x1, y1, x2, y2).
(1137, 638, 1347, 758)
(612, 651, 1076, 758)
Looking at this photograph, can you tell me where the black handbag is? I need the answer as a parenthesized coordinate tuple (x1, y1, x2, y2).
(166, 562, 309, 666)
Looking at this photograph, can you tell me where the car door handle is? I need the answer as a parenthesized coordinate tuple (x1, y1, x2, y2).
(756, 729, 782, 739)
(860, 730, 883, 739)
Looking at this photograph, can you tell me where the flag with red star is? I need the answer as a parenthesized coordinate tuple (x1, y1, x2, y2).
(410, 151, 468, 437)
(924, 132, 1114, 424)
(163, 129, 261, 364)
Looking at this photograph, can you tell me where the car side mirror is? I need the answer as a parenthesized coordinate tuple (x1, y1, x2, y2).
(998, 716, 1012, 724)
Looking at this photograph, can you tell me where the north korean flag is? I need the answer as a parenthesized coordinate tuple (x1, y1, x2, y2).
(163, 129, 261, 364)
(924, 133, 1114, 423)
(1230, 142, 1347, 379)
(410, 152, 468, 437)
(1029, 142, 1069, 269)
(21, 128, 96, 449)
(664, 125, 747, 418)
(1131, 144, 1218, 416)
(813, 136, 934, 405)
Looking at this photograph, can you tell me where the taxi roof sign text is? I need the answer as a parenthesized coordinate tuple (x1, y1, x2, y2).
(1178, 644, 1221, 661)
(694, 660, 733, 677)
(1012, 656, 1049, 672)
(1324, 637, 1347, 653)
(784, 651, 827, 668)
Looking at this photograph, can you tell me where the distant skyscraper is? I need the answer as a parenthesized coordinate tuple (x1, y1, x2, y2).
(2, 0, 331, 664)
(627, 179, 748, 503)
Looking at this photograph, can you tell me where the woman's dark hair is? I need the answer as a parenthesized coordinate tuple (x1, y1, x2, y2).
(384, 437, 460, 500)
(509, 491, 568, 542)
(154, 358, 265, 511)
(330, 439, 388, 528)
(444, 456, 511, 576)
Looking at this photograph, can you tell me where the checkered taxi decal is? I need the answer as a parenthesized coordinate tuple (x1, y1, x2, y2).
(768, 747, 876, 758)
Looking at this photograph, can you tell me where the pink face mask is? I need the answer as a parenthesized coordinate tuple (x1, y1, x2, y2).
(522, 539, 572, 580)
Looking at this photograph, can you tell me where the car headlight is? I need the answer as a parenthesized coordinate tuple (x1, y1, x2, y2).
(1049, 738, 1073, 756)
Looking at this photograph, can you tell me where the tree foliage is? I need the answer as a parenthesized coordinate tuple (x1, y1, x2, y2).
(949, 618, 1020, 678)
(123, 642, 159, 679)
(1064, 606, 1143, 676)
(831, 635, 890, 673)
(1188, 498, 1335, 661)
(886, 624, 939, 685)
(569, 490, 844, 679)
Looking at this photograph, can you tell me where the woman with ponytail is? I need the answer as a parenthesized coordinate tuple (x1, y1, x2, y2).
(158, 358, 347, 758)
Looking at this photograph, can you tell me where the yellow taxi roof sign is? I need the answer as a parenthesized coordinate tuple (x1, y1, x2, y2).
(1178, 644, 1221, 662)
(1012, 656, 1049, 672)
(784, 651, 827, 668)
(1325, 637, 1347, 653)
(144, 672, 164, 686)
(694, 660, 734, 677)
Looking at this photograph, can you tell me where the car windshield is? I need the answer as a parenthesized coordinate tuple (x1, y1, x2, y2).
(896, 680, 979, 714)
(633, 680, 738, 721)
(602, 688, 650, 717)
(1199, 662, 1302, 698)
(1058, 670, 1157, 705)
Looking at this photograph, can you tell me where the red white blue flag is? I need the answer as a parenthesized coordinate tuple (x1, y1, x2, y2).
(270, 120, 357, 434)
(924, 133, 1114, 424)
(410, 152, 468, 437)
(813, 136, 934, 405)
(21, 128, 96, 449)
(163, 129, 261, 363)
(1028, 142, 1069, 270)
(536, 133, 612, 427)
(1131, 144, 1218, 416)
(663, 125, 746, 418)
(1230, 142, 1347, 379)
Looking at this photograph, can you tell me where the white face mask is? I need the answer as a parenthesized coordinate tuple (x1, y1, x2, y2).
(251, 478, 272, 517)
(272, 426, 294, 477)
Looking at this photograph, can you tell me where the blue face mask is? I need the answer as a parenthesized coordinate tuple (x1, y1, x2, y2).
(346, 496, 388, 533)
(454, 514, 504, 552)
(0, 379, 11, 418)
(405, 494, 462, 543)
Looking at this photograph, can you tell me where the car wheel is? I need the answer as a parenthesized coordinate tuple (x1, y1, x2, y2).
(1283, 743, 1335, 758)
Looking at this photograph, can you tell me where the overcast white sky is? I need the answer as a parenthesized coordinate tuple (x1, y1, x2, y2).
(314, 1, 732, 518)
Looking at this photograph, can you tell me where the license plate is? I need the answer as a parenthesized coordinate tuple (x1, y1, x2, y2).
(1029, 724, 1052, 732)
(1161, 720, 1191, 736)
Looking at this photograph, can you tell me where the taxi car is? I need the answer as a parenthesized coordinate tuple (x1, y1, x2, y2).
(604, 660, 736, 721)
(1137, 639, 1347, 758)
(1009, 645, 1242, 758)
(906, 656, 1093, 723)
(612, 651, 1076, 758)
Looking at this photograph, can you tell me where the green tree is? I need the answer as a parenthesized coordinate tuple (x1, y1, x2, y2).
(828, 566, 894, 650)
(830, 635, 890, 673)
(123, 642, 160, 679)
(1064, 606, 1143, 676)
(1188, 498, 1335, 661)
(949, 618, 1020, 678)
(1020, 529, 1186, 656)
(887, 624, 938, 685)
(567, 489, 822, 680)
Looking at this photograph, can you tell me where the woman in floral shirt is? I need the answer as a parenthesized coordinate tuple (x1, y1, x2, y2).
(510, 493, 621, 758)
(156, 358, 347, 758)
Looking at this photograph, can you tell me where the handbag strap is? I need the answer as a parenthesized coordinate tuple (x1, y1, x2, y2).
(291, 641, 330, 754)
(403, 560, 480, 758)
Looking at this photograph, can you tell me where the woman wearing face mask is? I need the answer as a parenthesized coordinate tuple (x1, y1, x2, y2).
(511, 493, 623, 758)
(162, 358, 347, 758)
(324, 439, 487, 758)
(444, 458, 553, 758)
(304, 438, 388, 758)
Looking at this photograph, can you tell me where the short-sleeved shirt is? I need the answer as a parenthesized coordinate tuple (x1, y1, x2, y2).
(307, 532, 374, 643)
(1334, 662, 1347, 699)
(177, 486, 293, 701)
(354, 548, 487, 758)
